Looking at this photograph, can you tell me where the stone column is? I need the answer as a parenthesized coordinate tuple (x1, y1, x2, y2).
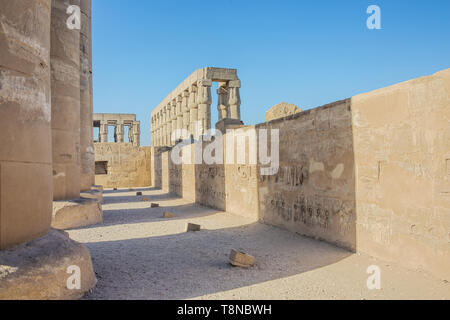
(79, 0, 94, 192)
(133, 121, 141, 147)
(0, 0, 53, 249)
(154, 115, 159, 146)
(197, 80, 212, 136)
(217, 82, 229, 121)
(182, 91, 190, 136)
(170, 100, 177, 145)
(100, 120, 108, 142)
(228, 80, 241, 120)
(162, 107, 168, 146)
(188, 85, 199, 139)
(150, 117, 154, 146)
(166, 105, 172, 146)
(176, 96, 183, 140)
(116, 121, 124, 142)
(51, 0, 82, 201)
(160, 110, 164, 146)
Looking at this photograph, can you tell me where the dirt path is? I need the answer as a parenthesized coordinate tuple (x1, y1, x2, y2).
(67, 188, 449, 300)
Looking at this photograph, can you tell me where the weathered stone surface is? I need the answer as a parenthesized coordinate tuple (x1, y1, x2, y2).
(257, 99, 356, 251)
(0, 229, 96, 300)
(265, 102, 302, 122)
(52, 198, 103, 230)
(51, 0, 81, 201)
(187, 223, 201, 232)
(80, 189, 103, 204)
(0, 0, 53, 249)
(351, 68, 450, 281)
(94, 142, 151, 188)
(229, 249, 255, 268)
(80, 0, 95, 192)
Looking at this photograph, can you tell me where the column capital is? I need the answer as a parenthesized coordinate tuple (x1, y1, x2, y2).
(228, 80, 241, 88)
(197, 79, 212, 87)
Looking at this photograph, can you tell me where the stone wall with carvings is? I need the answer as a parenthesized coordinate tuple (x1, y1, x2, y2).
(94, 143, 151, 188)
(150, 68, 450, 280)
(257, 99, 356, 251)
(351, 68, 450, 280)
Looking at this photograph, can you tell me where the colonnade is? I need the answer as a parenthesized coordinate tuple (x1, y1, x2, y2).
(151, 68, 242, 146)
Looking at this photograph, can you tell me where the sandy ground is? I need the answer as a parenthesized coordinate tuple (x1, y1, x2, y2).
(67, 187, 450, 300)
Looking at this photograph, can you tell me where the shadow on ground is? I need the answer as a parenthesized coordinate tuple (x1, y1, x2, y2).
(82, 221, 351, 299)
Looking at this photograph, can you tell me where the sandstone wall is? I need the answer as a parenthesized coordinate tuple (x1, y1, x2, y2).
(94, 143, 151, 188)
(151, 68, 449, 280)
(257, 100, 356, 250)
(351, 69, 450, 280)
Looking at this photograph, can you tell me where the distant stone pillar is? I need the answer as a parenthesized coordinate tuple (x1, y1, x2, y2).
(100, 121, 108, 142)
(228, 80, 241, 120)
(182, 91, 190, 135)
(133, 121, 140, 147)
(217, 83, 229, 121)
(188, 85, 199, 139)
(0, 0, 53, 249)
(116, 121, 124, 142)
(171, 101, 178, 145)
(79, 0, 94, 192)
(197, 80, 212, 136)
(166, 103, 172, 146)
(161, 106, 167, 147)
(151, 117, 154, 146)
(155, 114, 160, 146)
(176, 96, 183, 140)
(51, 0, 82, 201)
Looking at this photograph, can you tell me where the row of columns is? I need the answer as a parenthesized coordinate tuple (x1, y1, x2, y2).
(0, 0, 94, 249)
(51, 0, 94, 200)
(151, 79, 241, 147)
(98, 121, 141, 146)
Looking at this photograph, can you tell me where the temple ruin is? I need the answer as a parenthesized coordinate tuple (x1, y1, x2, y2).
(0, 0, 98, 299)
(150, 66, 450, 281)
(94, 113, 151, 188)
(0, 0, 449, 301)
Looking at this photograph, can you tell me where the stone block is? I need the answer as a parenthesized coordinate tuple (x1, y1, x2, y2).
(187, 223, 201, 232)
(52, 198, 103, 230)
(163, 212, 175, 218)
(229, 249, 255, 268)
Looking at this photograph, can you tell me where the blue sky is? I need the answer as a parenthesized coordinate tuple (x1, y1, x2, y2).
(92, 0, 450, 146)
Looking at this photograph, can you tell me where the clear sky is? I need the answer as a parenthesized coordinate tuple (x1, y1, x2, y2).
(92, 0, 450, 146)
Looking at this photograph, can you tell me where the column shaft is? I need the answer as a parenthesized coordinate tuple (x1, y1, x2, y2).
(79, 0, 94, 192)
(197, 80, 212, 136)
(0, 0, 53, 249)
(51, 0, 82, 201)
